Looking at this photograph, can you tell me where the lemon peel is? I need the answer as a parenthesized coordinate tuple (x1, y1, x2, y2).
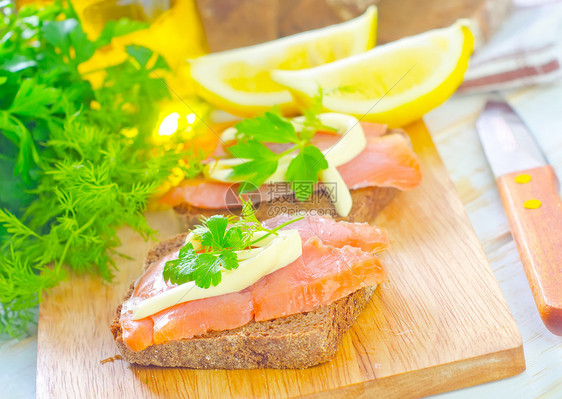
(271, 20, 475, 127)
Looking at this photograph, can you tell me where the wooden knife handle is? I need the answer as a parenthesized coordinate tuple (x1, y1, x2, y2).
(497, 166, 562, 335)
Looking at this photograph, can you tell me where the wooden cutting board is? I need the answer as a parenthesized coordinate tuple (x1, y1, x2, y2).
(36, 121, 525, 399)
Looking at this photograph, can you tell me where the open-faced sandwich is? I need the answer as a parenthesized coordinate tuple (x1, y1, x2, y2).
(160, 110, 422, 227)
(111, 204, 389, 368)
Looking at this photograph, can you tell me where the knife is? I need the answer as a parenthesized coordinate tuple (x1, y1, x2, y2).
(476, 94, 562, 335)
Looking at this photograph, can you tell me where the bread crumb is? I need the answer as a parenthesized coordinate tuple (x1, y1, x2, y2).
(100, 355, 122, 364)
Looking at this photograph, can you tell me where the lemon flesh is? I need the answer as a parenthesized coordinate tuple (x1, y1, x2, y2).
(190, 6, 377, 117)
(271, 20, 474, 127)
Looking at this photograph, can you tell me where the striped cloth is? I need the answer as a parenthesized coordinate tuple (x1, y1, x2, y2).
(459, 0, 562, 93)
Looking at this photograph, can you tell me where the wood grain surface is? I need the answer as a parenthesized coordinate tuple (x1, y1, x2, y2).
(196, 0, 512, 52)
(36, 121, 525, 399)
(497, 166, 562, 335)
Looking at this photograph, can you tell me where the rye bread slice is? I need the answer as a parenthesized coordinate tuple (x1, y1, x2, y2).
(110, 233, 377, 369)
(174, 185, 399, 228)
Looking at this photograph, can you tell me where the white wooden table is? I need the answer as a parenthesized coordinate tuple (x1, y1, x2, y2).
(2, 11, 562, 399)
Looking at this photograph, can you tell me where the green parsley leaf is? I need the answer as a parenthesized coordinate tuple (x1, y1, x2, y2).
(218, 249, 239, 271)
(164, 246, 236, 289)
(40, 18, 94, 64)
(190, 252, 227, 288)
(193, 215, 245, 251)
(0, 113, 22, 144)
(235, 111, 299, 144)
(227, 139, 273, 159)
(224, 227, 244, 250)
(228, 140, 280, 192)
(167, 215, 245, 289)
(162, 243, 197, 285)
(198, 215, 228, 248)
(9, 78, 60, 118)
(151, 55, 169, 71)
(69, 24, 96, 64)
(285, 145, 329, 201)
(13, 125, 41, 184)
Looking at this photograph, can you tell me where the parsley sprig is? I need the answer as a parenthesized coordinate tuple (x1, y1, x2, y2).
(163, 201, 301, 289)
(228, 105, 330, 201)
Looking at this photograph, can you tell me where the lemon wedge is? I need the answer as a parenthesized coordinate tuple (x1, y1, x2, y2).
(271, 20, 474, 127)
(190, 6, 377, 117)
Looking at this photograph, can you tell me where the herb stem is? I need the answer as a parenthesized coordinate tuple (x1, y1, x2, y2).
(248, 215, 304, 246)
(54, 212, 100, 273)
(276, 146, 299, 160)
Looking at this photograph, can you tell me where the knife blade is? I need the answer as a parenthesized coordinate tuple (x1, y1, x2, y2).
(476, 94, 562, 335)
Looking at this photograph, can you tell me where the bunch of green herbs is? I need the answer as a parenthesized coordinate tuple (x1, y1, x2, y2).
(0, 1, 200, 337)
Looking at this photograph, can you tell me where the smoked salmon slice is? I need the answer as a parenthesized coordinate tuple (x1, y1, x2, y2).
(339, 133, 422, 191)
(119, 215, 388, 352)
(120, 314, 154, 352)
(151, 289, 253, 347)
(159, 122, 421, 209)
(263, 214, 389, 253)
(253, 237, 386, 321)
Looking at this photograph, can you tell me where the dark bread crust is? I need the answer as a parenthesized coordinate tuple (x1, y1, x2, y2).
(174, 185, 399, 228)
(110, 233, 376, 369)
